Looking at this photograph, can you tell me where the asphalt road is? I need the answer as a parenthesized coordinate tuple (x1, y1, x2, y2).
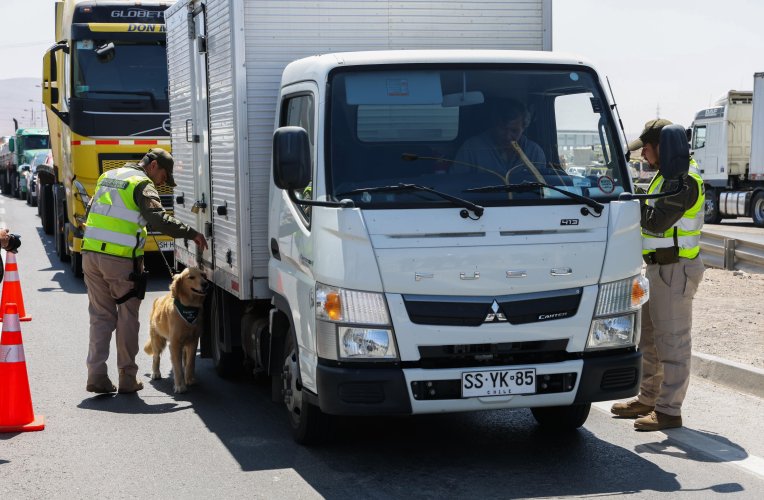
(2, 195, 764, 499)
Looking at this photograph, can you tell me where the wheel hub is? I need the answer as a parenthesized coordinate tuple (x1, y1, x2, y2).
(282, 349, 302, 412)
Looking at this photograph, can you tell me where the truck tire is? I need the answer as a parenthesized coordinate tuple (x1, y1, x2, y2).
(40, 184, 54, 235)
(209, 288, 243, 378)
(281, 329, 332, 445)
(704, 187, 722, 224)
(531, 403, 591, 431)
(54, 189, 70, 262)
(70, 251, 84, 278)
(752, 191, 764, 228)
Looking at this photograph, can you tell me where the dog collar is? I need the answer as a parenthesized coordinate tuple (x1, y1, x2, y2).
(174, 298, 200, 325)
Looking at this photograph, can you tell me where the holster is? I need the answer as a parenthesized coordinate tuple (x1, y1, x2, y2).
(116, 258, 148, 304)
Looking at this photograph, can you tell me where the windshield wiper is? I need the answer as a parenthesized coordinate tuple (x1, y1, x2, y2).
(337, 183, 484, 218)
(464, 182, 604, 216)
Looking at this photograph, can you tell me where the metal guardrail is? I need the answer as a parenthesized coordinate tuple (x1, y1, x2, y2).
(700, 231, 764, 273)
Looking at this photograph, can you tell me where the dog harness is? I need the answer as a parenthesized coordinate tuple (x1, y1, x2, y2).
(174, 298, 200, 324)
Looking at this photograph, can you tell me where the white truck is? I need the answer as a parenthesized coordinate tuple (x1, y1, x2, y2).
(166, 0, 648, 444)
(690, 72, 764, 226)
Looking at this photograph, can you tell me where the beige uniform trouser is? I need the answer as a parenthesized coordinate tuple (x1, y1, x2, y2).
(637, 256, 705, 416)
(83, 251, 143, 380)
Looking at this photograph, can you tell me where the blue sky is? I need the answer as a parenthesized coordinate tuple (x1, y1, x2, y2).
(1, 0, 762, 138)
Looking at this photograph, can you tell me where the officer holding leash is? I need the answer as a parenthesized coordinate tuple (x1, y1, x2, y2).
(82, 148, 208, 394)
(611, 120, 705, 431)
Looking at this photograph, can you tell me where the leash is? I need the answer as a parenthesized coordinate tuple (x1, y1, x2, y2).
(150, 233, 178, 278)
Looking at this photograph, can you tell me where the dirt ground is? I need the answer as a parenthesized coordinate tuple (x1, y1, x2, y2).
(690, 268, 764, 369)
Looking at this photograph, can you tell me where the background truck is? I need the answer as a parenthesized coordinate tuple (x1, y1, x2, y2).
(41, 0, 176, 278)
(0, 126, 50, 199)
(167, 0, 647, 444)
(690, 72, 764, 226)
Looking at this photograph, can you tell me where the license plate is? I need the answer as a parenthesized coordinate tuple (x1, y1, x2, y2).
(158, 240, 175, 252)
(462, 368, 536, 398)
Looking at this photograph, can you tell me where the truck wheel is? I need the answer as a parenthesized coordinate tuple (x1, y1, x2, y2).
(40, 185, 54, 235)
(54, 190, 70, 262)
(752, 191, 764, 228)
(282, 329, 331, 445)
(209, 288, 242, 378)
(531, 403, 591, 431)
(704, 187, 722, 224)
(70, 251, 83, 279)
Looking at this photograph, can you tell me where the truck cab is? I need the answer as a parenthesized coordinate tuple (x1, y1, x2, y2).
(269, 52, 646, 441)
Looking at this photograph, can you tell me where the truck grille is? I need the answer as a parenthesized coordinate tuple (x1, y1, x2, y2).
(98, 153, 174, 211)
(403, 288, 583, 326)
(415, 340, 570, 369)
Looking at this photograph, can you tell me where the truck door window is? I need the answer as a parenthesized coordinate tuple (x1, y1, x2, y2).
(280, 93, 315, 220)
(692, 125, 707, 149)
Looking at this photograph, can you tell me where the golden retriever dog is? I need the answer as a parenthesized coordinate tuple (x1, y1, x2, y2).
(144, 267, 208, 393)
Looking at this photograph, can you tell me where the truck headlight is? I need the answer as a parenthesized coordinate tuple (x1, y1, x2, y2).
(315, 283, 398, 361)
(586, 275, 648, 350)
(586, 313, 639, 350)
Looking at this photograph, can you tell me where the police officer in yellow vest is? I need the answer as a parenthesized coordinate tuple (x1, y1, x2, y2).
(611, 120, 705, 430)
(82, 148, 208, 394)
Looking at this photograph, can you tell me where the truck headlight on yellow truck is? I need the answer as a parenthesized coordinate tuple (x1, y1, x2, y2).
(315, 283, 398, 361)
(586, 275, 649, 350)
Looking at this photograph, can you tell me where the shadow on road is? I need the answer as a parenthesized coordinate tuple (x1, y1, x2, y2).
(145, 358, 749, 498)
(77, 393, 192, 415)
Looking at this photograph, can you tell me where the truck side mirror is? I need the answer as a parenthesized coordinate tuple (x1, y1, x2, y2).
(272, 126, 311, 190)
(8, 137, 14, 153)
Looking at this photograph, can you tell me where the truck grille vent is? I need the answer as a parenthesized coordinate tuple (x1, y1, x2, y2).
(98, 153, 174, 210)
(600, 368, 638, 390)
(339, 382, 385, 404)
(415, 340, 570, 369)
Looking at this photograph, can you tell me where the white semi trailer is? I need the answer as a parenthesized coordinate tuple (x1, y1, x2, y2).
(690, 72, 764, 226)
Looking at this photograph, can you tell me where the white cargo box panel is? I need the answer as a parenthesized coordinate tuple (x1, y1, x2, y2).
(167, 0, 552, 300)
(750, 72, 764, 180)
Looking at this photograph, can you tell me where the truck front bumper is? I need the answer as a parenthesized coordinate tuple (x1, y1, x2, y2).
(315, 350, 641, 416)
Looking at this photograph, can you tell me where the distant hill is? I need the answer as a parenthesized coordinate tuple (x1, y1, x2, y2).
(0, 78, 46, 137)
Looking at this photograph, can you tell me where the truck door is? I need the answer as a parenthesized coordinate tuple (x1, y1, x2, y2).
(166, 0, 212, 269)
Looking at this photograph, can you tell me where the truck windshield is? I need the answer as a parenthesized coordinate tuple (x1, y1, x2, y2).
(72, 40, 168, 105)
(19, 136, 50, 150)
(328, 67, 627, 208)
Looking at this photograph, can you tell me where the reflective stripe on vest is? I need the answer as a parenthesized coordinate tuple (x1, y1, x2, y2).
(82, 167, 149, 258)
(642, 160, 705, 259)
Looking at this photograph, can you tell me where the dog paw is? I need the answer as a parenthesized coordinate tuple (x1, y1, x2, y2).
(150, 372, 162, 380)
(185, 377, 197, 386)
(174, 384, 187, 394)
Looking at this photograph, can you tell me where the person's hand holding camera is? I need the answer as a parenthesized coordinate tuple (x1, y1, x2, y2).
(0, 228, 21, 253)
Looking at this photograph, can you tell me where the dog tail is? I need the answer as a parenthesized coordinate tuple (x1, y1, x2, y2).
(144, 336, 154, 355)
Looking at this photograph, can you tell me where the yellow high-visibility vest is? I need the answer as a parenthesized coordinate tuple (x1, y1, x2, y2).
(82, 167, 149, 258)
(642, 159, 704, 259)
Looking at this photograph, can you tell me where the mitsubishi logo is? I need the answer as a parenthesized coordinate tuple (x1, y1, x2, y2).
(484, 300, 507, 323)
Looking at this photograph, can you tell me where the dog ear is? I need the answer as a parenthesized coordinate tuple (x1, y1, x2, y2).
(170, 272, 181, 298)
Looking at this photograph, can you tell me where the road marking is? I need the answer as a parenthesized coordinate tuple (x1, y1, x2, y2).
(593, 401, 764, 480)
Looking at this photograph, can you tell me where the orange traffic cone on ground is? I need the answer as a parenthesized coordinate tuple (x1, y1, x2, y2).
(0, 251, 31, 321)
(0, 303, 44, 433)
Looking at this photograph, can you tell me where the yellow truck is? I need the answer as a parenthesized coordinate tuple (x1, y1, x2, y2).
(41, 0, 176, 277)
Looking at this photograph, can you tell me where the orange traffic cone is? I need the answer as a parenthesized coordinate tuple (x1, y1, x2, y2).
(1, 251, 30, 322)
(0, 303, 44, 432)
